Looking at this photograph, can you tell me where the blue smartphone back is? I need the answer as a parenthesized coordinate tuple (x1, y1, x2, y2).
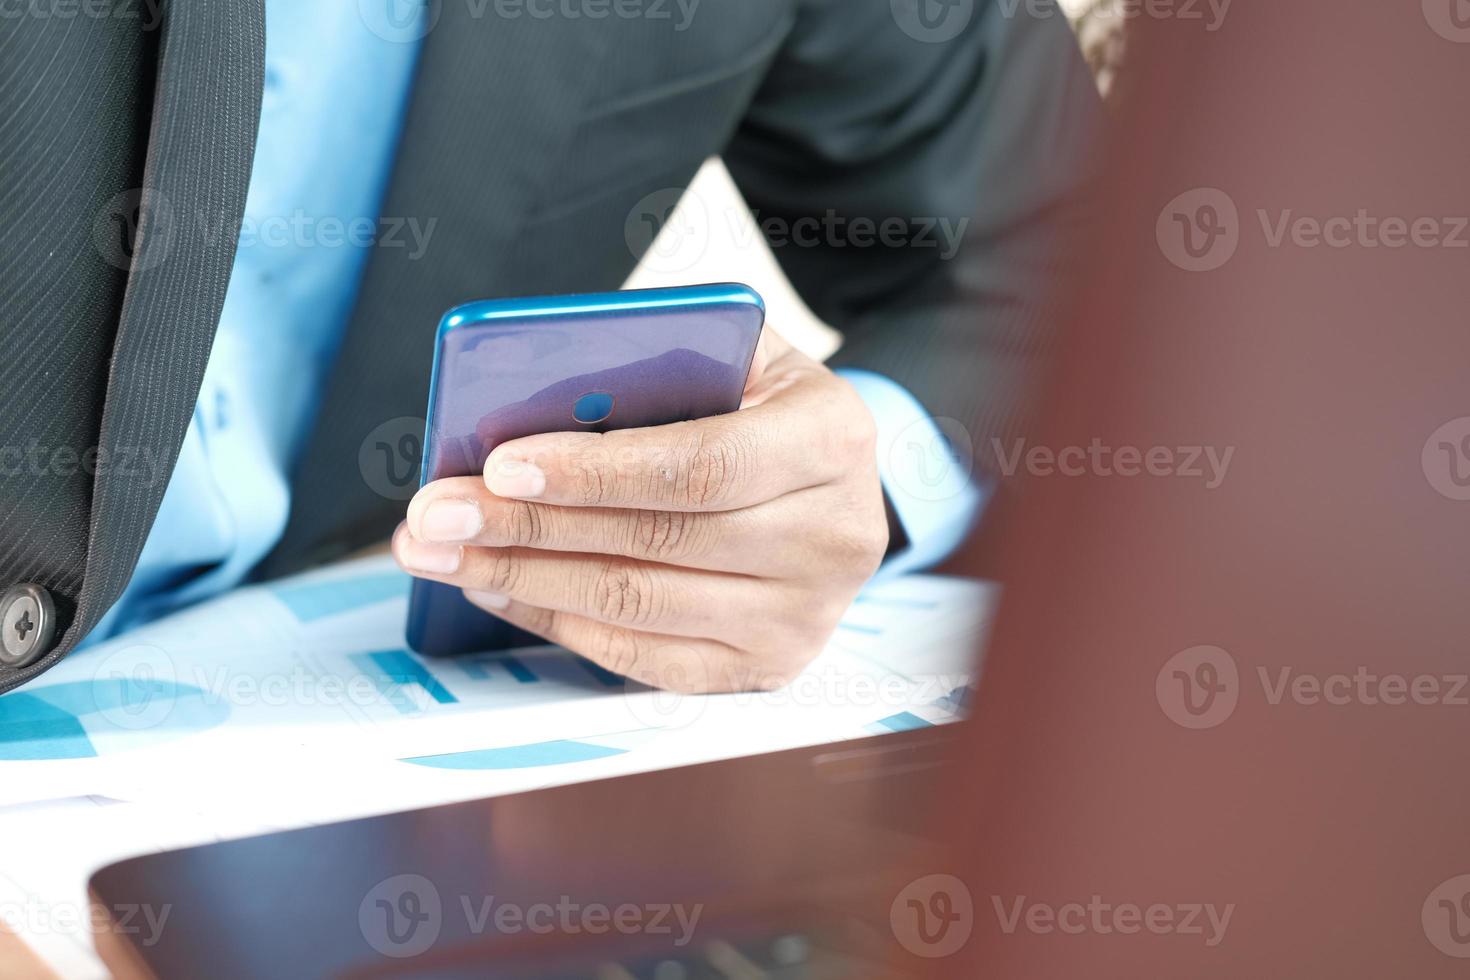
(407, 283, 765, 658)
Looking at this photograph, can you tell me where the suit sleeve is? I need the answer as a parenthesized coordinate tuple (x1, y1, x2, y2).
(724, 0, 1103, 466)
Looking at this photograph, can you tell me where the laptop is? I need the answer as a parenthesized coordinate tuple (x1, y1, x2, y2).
(89, 726, 961, 978)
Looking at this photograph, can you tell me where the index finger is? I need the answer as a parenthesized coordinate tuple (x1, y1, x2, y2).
(484, 365, 861, 511)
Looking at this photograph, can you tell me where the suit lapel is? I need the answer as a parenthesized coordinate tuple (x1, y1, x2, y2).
(75, 7, 266, 650)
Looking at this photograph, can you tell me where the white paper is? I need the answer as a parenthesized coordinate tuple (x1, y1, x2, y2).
(0, 556, 993, 978)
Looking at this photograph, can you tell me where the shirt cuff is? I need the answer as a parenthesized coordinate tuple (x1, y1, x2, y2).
(836, 368, 989, 581)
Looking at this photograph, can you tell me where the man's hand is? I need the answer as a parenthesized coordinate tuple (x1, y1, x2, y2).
(392, 328, 888, 693)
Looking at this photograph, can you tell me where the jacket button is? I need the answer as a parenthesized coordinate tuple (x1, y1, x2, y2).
(0, 584, 56, 669)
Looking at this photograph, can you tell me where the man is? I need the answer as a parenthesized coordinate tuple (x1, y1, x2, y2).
(0, 0, 1099, 695)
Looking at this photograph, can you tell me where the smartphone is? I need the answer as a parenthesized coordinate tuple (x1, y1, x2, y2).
(406, 283, 766, 658)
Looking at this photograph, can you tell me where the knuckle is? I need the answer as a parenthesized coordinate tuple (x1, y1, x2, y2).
(501, 499, 547, 548)
(834, 383, 879, 459)
(631, 509, 694, 562)
(594, 627, 645, 679)
(483, 549, 523, 593)
(853, 520, 890, 576)
(679, 430, 747, 509)
(843, 415, 878, 464)
(822, 495, 889, 579)
(517, 605, 559, 638)
(591, 560, 660, 628)
(817, 593, 853, 633)
(827, 528, 883, 579)
(567, 448, 614, 506)
(782, 589, 849, 651)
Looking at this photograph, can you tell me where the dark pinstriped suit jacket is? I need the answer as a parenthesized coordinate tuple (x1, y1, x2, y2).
(0, 0, 1099, 693)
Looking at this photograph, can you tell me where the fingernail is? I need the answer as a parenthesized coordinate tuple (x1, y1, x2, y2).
(396, 535, 462, 574)
(486, 458, 546, 499)
(465, 590, 510, 610)
(420, 498, 482, 542)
